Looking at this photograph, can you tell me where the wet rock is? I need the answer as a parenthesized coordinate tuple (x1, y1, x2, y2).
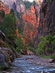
(0, 54, 8, 68)
(49, 59, 55, 63)
(0, 30, 20, 69)
(13, 49, 20, 58)
(2, 71, 9, 73)
(41, 71, 44, 73)
(0, 47, 20, 69)
(27, 50, 34, 55)
(1, 50, 12, 67)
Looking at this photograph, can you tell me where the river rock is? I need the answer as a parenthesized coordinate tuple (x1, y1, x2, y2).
(13, 49, 20, 58)
(0, 47, 20, 69)
(2, 71, 9, 73)
(0, 54, 8, 68)
(27, 50, 34, 55)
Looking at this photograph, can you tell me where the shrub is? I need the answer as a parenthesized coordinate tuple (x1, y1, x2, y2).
(52, 39, 55, 50)
(36, 34, 55, 55)
(1, 65, 5, 69)
(46, 0, 50, 3)
(24, 1, 33, 9)
(0, 10, 5, 18)
(36, 36, 48, 55)
(15, 36, 25, 53)
(36, 41, 44, 55)
(29, 47, 34, 51)
(50, 55, 55, 59)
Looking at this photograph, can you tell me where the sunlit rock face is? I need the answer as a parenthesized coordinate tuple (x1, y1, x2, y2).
(35, 0, 43, 8)
(0, 0, 16, 9)
(16, 0, 25, 13)
(22, 5, 39, 43)
(0, 0, 25, 13)
(0, 1, 10, 14)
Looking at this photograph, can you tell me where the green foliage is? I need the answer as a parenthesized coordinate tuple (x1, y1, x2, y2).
(1, 65, 5, 69)
(36, 34, 55, 55)
(15, 36, 25, 53)
(0, 10, 5, 18)
(33, 1, 36, 7)
(29, 47, 34, 51)
(18, 24, 25, 35)
(40, 55, 55, 59)
(36, 41, 44, 55)
(36, 36, 48, 55)
(46, 34, 53, 44)
(6, 42, 15, 50)
(50, 55, 55, 59)
(0, 13, 16, 39)
(15, 10, 20, 19)
(24, 1, 33, 9)
(46, 0, 50, 3)
(27, 41, 34, 51)
(52, 39, 55, 50)
(10, 9, 15, 15)
(40, 55, 51, 59)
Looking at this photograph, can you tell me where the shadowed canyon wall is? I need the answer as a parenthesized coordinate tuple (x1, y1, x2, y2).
(35, 0, 55, 49)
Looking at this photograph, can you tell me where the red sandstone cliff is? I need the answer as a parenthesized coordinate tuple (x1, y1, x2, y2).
(0, 1, 10, 14)
(22, 5, 39, 43)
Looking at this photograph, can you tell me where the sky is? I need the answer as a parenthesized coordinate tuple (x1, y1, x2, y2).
(27, 0, 38, 2)
(28, 0, 34, 2)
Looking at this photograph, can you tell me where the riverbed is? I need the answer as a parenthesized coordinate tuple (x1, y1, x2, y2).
(1, 55, 55, 73)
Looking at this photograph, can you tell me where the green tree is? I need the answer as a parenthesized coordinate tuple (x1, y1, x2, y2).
(0, 9, 5, 18)
(33, 1, 38, 19)
(15, 36, 26, 53)
(36, 36, 48, 55)
(36, 34, 55, 55)
(2, 13, 16, 39)
(24, 1, 33, 9)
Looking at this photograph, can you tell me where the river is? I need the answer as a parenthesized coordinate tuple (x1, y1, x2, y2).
(1, 55, 55, 73)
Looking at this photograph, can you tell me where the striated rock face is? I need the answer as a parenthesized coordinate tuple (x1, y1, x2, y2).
(0, 0, 25, 13)
(22, 5, 39, 43)
(16, 0, 25, 13)
(0, 1, 10, 14)
(35, 0, 43, 8)
(34, 0, 55, 49)
(0, 0, 16, 9)
(38, 0, 55, 37)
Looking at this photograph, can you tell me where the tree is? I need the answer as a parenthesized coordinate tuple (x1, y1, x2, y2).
(33, 1, 38, 19)
(0, 10, 5, 18)
(1, 13, 16, 39)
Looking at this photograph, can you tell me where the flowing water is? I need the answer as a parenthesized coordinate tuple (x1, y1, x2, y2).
(1, 55, 55, 73)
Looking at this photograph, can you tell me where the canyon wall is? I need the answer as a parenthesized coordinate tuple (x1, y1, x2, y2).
(38, 0, 55, 37)
(0, 1, 10, 14)
(0, 0, 25, 13)
(35, 0, 55, 49)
